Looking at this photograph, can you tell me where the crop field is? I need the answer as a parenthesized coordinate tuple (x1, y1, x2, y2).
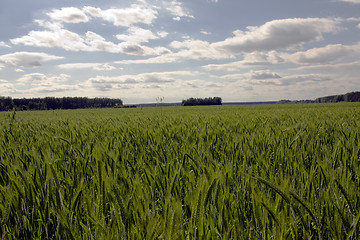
(0, 103, 360, 239)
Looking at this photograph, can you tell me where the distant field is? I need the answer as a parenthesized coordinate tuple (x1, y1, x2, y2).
(1, 103, 359, 239)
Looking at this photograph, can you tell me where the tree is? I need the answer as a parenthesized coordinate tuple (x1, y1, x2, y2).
(182, 97, 222, 106)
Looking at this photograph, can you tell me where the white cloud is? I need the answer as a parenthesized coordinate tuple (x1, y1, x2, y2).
(157, 31, 169, 38)
(347, 17, 360, 21)
(11, 20, 169, 55)
(116, 39, 233, 64)
(17, 73, 70, 85)
(0, 81, 16, 95)
(83, 5, 157, 27)
(213, 18, 340, 54)
(162, 0, 194, 21)
(86, 71, 200, 91)
(47, 7, 89, 23)
(85, 31, 120, 53)
(34, 19, 64, 31)
(116, 26, 160, 43)
(204, 51, 284, 71)
(15, 73, 78, 95)
(0, 41, 11, 48)
(204, 42, 360, 71)
(58, 63, 116, 71)
(11, 29, 89, 51)
(11, 27, 121, 52)
(283, 43, 359, 64)
(201, 31, 211, 35)
(0, 52, 63, 68)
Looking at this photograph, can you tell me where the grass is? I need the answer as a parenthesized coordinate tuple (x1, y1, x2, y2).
(0, 103, 359, 239)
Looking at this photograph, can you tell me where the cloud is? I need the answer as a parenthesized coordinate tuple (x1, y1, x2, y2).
(221, 71, 332, 86)
(14, 73, 77, 95)
(0, 81, 16, 94)
(85, 31, 120, 53)
(83, 5, 157, 27)
(86, 71, 199, 91)
(250, 70, 281, 80)
(116, 26, 162, 43)
(162, 0, 194, 21)
(0, 41, 11, 48)
(157, 31, 169, 38)
(58, 63, 116, 71)
(11, 20, 169, 55)
(204, 51, 284, 71)
(213, 18, 340, 54)
(24, 85, 77, 94)
(116, 39, 233, 64)
(11, 28, 89, 51)
(201, 31, 211, 35)
(11, 26, 121, 52)
(283, 43, 359, 64)
(117, 42, 171, 56)
(296, 61, 360, 72)
(204, 42, 360, 71)
(115, 27, 171, 55)
(337, 0, 360, 3)
(0, 52, 63, 68)
(47, 7, 89, 23)
(17, 73, 70, 85)
(220, 70, 282, 82)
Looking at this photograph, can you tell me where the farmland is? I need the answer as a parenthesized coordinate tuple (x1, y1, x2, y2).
(0, 103, 360, 239)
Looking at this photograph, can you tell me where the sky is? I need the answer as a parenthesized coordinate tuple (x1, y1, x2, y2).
(0, 0, 360, 104)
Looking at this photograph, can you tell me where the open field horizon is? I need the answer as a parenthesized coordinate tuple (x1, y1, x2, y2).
(1, 103, 359, 239)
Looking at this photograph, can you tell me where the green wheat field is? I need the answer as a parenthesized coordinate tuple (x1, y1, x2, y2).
(1, 103, 359, 239)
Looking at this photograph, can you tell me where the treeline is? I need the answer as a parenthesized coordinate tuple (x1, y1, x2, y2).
(277, 99, 315, 104)
(314, 91, 360, 103)
(277, 91, 360, 104)
(182, 97, 222, 106)
(0, 96, 123, 111)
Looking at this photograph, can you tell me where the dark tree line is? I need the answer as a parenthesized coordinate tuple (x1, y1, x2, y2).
(315, 91, 360, 103)
(0, 96, 123, 111)
(182, 97, 222, 106)
(277, 91, 360, 104)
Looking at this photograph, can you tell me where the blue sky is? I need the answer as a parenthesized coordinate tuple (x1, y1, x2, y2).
(0, 0, 359, 103)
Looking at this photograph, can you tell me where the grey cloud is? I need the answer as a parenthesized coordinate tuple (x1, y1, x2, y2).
(279, 74, 332, 86)
(144, 77, 174, 83)
(296, 61, 360, 71)
(0, 52, 63, 68)
(47, 7, 89, 23)
(251, 71, 281, 80)
(120, 44, 145, 55)
(207, 83, 223, 88)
